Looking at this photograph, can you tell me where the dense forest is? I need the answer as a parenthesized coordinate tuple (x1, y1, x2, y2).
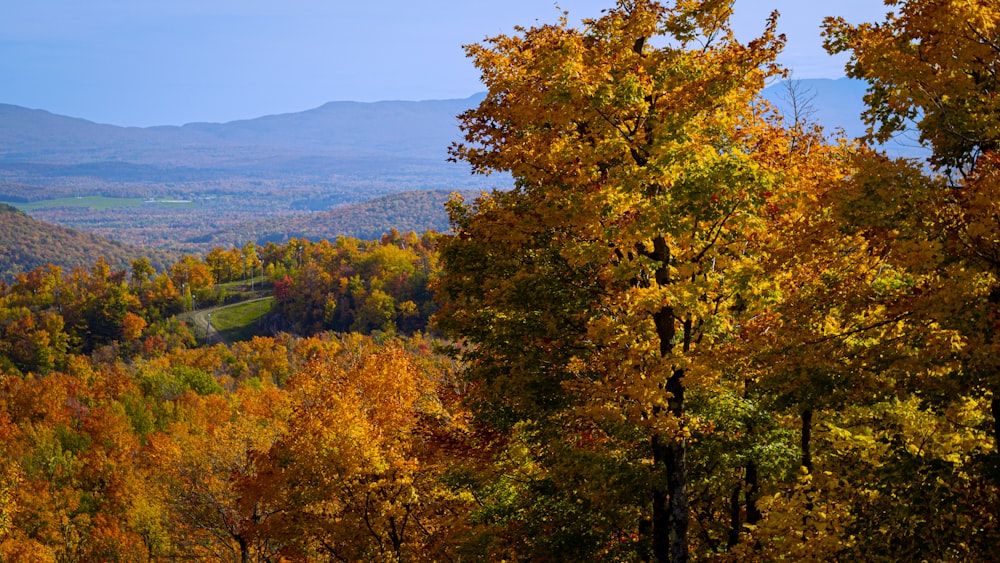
(2, 0, 1000, 561)
(0, 204, 177, 281)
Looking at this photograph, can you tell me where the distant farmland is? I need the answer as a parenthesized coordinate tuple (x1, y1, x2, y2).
(0, 196, 196, 211)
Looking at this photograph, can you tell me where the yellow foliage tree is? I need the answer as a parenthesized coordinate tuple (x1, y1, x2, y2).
(433, 1, 820, 560)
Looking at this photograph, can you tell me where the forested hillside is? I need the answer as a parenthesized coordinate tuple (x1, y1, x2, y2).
(1, 1, 999, 562)
(0, 203, 176, 280)
(198, 189, 478, 247)
(0, 232, 460, 560)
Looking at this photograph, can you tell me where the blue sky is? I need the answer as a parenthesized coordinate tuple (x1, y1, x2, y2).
(0, 1, 890, 127)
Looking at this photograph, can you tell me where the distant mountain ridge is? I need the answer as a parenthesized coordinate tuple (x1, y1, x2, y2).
(0, 94, 494, 210)
(0, 94, 501, 251)
(0, 94, 486, 164)
(761, 78, 927, 160)
(0, 79, 918, 182)
(762, 78, 868, 137)
(178, 96, 487, 158)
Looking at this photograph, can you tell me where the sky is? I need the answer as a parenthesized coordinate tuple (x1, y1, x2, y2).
(0, 1, 891, 127)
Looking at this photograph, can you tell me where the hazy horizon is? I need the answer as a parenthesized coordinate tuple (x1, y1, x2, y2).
(2, 1, 890, 127)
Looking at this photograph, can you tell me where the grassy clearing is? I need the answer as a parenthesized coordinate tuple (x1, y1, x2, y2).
(209, 297, 275, 342)
(0, 196, 197, 211)
(210, 277, 271, 305)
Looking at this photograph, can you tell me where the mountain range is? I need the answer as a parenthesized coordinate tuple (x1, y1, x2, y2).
(762, 78, 926, 160)
(0, 93, 492, 202)
(0, 92, 500, 251)
(0, 94, 488, 163)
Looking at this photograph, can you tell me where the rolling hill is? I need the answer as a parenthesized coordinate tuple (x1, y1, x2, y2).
(197, 189, 482, 247)
(0, 203, 176, 280)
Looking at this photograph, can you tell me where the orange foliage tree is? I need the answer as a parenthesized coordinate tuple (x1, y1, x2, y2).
(242, 336, 472, 561)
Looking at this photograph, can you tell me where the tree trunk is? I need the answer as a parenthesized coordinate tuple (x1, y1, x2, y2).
(665, 368, 689, 563)
(993, 395, 1000, 455)
(648, 301, 674, 562)
(801, 408, 813, 473)
(649, 371, 690, 563)
(992, 395, 1000, 530)
(801, 408, 815, 523)
(727, 461, 761, 550)
(745, 460, 761, 525)
(238, 535, 250, 563)
(648, 233, 690, 563)
(651, 434, 671, 561)
(727, 483, 741, 548)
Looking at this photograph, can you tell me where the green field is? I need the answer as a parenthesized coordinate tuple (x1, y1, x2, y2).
(210, 297, 275, 342)
(0, 196, 196, 211)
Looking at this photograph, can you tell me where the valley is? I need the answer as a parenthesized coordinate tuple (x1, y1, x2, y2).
(0, 94, 501, 252)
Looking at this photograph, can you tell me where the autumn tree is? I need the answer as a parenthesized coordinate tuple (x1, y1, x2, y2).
(824, 0, 1000, 557)
(824, 0, 999, 178)
(241, 335, 472, 561)
(436, 1, 790, 560)
(206, 247, 243, 284)
(146, 387, 290, 562)
(169, 255, 215, 296)
(242, 241, 262, 291)
(59, 258, 144, 352)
